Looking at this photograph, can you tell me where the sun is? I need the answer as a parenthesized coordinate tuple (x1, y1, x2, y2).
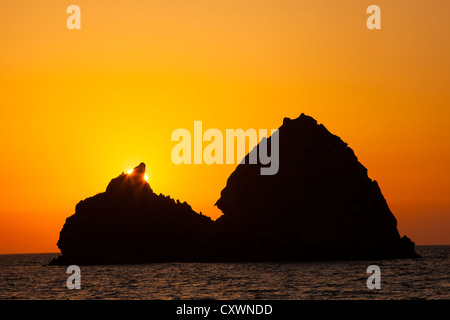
(126, 168, 149, 182)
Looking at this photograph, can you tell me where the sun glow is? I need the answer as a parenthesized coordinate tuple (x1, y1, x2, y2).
(126, 169, 149, 181)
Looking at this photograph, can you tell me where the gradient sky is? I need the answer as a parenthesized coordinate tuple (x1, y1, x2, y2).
(0, 1, 449, 253)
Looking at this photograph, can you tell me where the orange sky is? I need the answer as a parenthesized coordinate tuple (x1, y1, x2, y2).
(0, 1, 449, 253)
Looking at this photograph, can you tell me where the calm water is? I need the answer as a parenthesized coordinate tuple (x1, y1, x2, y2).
(0, 246, 448, 300)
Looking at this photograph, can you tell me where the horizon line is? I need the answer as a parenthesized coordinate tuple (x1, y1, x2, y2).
(1, 244, 450, 256)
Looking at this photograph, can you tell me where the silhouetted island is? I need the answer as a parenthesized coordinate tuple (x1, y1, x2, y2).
(50, 114, 419, 265)
(215, 114, 419, 261)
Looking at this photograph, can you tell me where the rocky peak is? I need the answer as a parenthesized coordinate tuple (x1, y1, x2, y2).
(105, 162, 152, 201)
(130, 162, 146, 177)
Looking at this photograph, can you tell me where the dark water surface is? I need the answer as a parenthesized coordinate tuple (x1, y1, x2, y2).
(0, 246, 448, 300)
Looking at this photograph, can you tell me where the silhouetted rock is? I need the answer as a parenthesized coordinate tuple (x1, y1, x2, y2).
(51, 114, 419, 265)
(50, 163, 215, 265)
(215, 113, 419, 260)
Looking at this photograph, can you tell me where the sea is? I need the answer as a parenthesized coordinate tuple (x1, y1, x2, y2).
(0, 246, 448, 300)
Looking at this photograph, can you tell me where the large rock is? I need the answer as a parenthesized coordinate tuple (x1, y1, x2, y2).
(215, 113, 419, 260)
